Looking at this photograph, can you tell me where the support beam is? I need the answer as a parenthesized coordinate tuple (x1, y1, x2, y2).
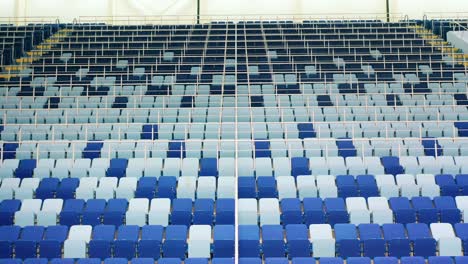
(197, 0, 200, 24)
(386, 0, 390, 22)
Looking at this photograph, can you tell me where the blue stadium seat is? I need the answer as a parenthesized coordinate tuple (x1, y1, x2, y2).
(138, 225, 164, 259)
(382, 224, 411, 258)
(163, 225, 188, 258)
(281, 198, 302, 225)
(303, 198, 325, 225)
(213, 225, 235, 258)
(193, 199, 214, 225)
(239, 225, 260, 257)
(286, 224, 310, 258)
(358, 224, 386, 258)
(335, 224, 360, 258)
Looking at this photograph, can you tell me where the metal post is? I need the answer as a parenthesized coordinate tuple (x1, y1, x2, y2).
(197, 0, 201, 25)
(386, 0, 390, 22)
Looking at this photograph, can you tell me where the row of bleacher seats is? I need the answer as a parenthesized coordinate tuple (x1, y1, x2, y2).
(0, 198, 234, 227)
(2, 82, 466, 99)
(239, 223, 468, 257)
(0, 25, 59, 66)
(3, 257, 468, 264)
(2, 92, 468, 109)
(0, 224, 233, 259)
(1, 156, 468, 178)
(3, 138, 468, 159)
(1, 106, 467, 123)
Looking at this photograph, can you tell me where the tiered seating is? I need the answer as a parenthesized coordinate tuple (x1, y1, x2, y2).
(0, 18, 467, 263)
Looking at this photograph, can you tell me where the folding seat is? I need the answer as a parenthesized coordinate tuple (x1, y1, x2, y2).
(291, 157, 311, 177)
(59, 199, 85, 226)
(455, 223, 468, 255)
(64, 225, 92, 258)
(0, 199, 21, 225)
(125, 198, 149, 226)
(98, 199, 124, 225)
(431, 223, 463, 256)
(238, 225, 260, 257)
(36, 178, 60, 199)
(389, 197, 417, 224)
(238, 177, 256, 198)
(255, 157, 273, 177)
(316, 175, 338, 198)
(456, 257, 468, 264)
(286, 224, 310, 258)
(328, 157, 348, 175)
(163, 225, 188, 258)
(133, 177, 156, 199)
(334, 224, 360, 258)
(302, 197, 325, 225)
(309, 224, 335, 257)
(336, 175, 358, 198)
(324, 198, 349, 225)
(75, 177, 98, 199)
(406, 223, 437, 257)
(199, 158, 218, 177)
(143, 158, 163, 177)
(411, 196, 438, 224)
(138, 225, 164, 259)
(345, 197, 370, 224)
(88, 225, 115, 259)
(358, 224, 386, 258)
(356, 175, 379, 198)
(215, 176, 233, 199)
(115, 177, 137, 199)
(0, 226, 20, 258)
(81, 199, 106, 226)
(375, 174, 399, 198)
(163, 158, 181, 178)
(260, 198, 280, 226)
(297, 175, 317, 200)
(171, 198, 193, 226)
(346, 157, 367, 176)
(262, 225, 286, 257)
(382, 223, 411, 257)
(14, 199, 42, 227)
(415, 174, 440, 198)
(279, 198, 301, 225)
(276, 176, 296, 200)
(15, 159, 37, 179)
(195, 176, 215, 199)
(212, 225, 234, 258)
(37, 198, 63, 226)
(257, 176, 276, 198)
(181, 158, 199, 177)
(55, 178, 79, 200)
(434, 196, 461, 224)
(395, 174, 420, 198)
(95, 177, 118, 200)
(193, 199, 214, 225)
(187, 225, 211, 258)
(15, 226, 45, 259)
(239, 199, 258, 225)
(436, 174, 459, 197)
(273, 157, 291, 177)
(176, 176, 197, 200)
(39, 225, 68, 259)
(158, 176, 177, 199)
(218, 158, 235, 177)
(146, 198, 171, 226)
(114, 225, 139, 259)
(368, 197, 393, 224)
(238, 157, 254, 176)
(203, 131, 220, 146)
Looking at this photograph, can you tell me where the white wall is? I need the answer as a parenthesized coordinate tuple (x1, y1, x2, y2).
(1, 0, 467, 23)
(392, 0, 468, 19)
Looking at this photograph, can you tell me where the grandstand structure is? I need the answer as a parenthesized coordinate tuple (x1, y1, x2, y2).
(1, 12, 468, 264)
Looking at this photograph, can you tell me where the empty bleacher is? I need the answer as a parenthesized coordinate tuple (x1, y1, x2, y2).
(0, 17, 467, 263)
